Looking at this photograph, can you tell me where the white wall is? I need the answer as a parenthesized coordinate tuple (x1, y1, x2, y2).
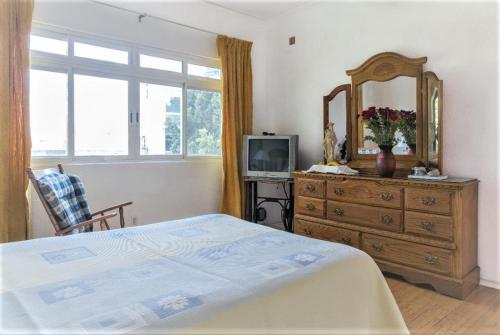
(31, 0, 266, 236)
(262, 2, 499, 285)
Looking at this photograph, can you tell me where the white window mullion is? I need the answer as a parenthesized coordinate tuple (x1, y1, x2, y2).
(181, 61, 188, 158)
(67, 68, 75, 159)
(129, 78, 140, 159)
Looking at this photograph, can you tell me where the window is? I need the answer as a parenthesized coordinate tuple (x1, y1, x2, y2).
(187, 89, 221, 156)
(140, 83, 182, 155)
(30, 26, 221, 161)
(188, 64, 221, 79)
(140, 54, 182, 73)
(74, 74, 128, 156)
(30, 69, 68, 156)
(74, 42, 129, 64)
(30, 35, 67, 55)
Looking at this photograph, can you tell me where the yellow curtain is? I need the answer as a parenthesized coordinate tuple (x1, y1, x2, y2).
(217, 35, 253, 218)
(0, 0, 34, 242)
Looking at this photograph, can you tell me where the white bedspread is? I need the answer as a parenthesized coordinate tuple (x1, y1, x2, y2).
(0, 214, 407, 334)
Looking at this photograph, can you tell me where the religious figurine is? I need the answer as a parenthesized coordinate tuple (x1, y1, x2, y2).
(323, 122, 338, 163)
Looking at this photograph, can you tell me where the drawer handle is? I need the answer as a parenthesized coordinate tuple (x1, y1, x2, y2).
(420, 222, 435, 231)
(372, 243, 384, 252)
(306, 184, 316, 192)
(305, 203, 316, 211)
(424, 254, 439, 265)
(304, 227, 313, 236)
(380, 215, 393, 225)
(341, 237, 352, 245)
(422, 196, 436, 206)
(334, 188, 345, 196)
(380, 192, 394, 201)
(334, 208, 344, 216)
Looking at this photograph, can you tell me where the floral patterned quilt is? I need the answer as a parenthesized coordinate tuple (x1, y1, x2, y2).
(0, 214, 407, 334)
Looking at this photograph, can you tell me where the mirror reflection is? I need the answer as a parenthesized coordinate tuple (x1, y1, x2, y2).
(327, 91, 347, 161)
(358, 76, 417, 155)
(426, 73, 441, 168)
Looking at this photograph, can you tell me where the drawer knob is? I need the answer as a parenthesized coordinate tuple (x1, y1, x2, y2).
(380, 192, 394, 201)
(420, 222, 435, 231)
(422, 196, 437, 206)
(372, 243, 384, 252)
(304, 227, 313, 236)
(380, 215, 393, 225)
(305, 203, 316, 211)
(334, 188, 345, 196)
(306, 184, 316, 192)
(334, 208, 344, 216)
(424, 254, 439, 265)
(341, 237, 352, 245)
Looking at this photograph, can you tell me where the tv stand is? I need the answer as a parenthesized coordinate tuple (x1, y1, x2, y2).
(244, 177, 294, 232)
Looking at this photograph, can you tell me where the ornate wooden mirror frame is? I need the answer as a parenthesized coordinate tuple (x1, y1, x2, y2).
(348, 52, 427, 175)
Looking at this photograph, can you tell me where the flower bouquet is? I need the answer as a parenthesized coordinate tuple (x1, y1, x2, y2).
(361, 106, 400, 177)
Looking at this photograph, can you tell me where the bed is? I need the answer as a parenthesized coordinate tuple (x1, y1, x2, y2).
(1, 214, 408, 334)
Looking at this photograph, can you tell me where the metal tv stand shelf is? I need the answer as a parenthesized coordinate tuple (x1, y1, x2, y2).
(244, 177, 294, 232)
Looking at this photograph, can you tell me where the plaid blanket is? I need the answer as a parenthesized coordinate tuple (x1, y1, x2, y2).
(37, 173, 93, 235)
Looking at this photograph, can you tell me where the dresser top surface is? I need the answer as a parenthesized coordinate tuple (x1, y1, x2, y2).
(293, 171, 478, 188)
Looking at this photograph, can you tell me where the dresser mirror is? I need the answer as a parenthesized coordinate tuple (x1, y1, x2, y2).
(423, 71, 443, 170)
(357, 77, 417, 156)
(323, 84, 351, 161)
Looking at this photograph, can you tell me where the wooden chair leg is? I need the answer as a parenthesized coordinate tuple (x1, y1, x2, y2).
(119, 207, 125, 228)
(103, 218, 110, 230)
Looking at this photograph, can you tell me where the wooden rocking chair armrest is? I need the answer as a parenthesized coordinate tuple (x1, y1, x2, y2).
(56, 212, 117, 236)
(91, 202, 133, 217)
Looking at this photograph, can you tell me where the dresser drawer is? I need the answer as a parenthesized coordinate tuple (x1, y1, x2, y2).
(405, 188, 453, 215)
(295, 219, 360, 248)
(297, 178, 325, 199)
(362, 234, 452, 275)
(405, 211, 454, 241)
(327, 201, 402, 232)
(327, 179, 402, 209)
(296, 196, 325, 218)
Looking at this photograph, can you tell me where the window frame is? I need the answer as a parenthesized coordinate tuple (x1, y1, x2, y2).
(30, 23, 222, 165)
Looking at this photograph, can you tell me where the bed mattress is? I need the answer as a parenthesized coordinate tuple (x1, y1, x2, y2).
(0, 214, 407, 334)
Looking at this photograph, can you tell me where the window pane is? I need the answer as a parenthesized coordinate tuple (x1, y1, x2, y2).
(30, 69, 68, 156)
(74, 42, 128, 64)
(30, 35, 68, 55)
(188, 64, 221, 79)
(140, 83, 182, 155)
(74, 74, 128, 156)
(140, 54, 182, 73)
(187, 89, 221, 156)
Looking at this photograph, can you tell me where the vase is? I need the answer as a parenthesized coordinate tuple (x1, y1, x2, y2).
(376, 145, 396, 177)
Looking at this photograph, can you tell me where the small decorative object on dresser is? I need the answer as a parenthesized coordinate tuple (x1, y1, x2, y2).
(293, 172, 479, 299)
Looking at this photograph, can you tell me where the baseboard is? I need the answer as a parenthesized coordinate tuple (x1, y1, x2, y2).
(480, 278, 500, 290)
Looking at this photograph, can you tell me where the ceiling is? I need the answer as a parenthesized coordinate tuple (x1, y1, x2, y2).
(204, 1, 308, 20)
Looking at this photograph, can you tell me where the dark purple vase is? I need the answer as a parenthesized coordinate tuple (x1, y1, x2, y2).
(376, 145, 396, 177)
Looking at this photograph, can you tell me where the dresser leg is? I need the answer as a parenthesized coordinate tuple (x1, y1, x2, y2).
(378, 260, 480, 300)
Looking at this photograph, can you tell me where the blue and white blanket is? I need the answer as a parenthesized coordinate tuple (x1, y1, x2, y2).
(0, 214, 407, 334)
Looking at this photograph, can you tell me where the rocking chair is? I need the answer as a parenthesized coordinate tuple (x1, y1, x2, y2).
(27, 164, 132, 236)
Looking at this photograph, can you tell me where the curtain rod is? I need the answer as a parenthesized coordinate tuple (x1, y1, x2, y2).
(88, 0, 220, 36)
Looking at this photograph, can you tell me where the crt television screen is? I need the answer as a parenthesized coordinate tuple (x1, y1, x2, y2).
(248, 138, 289, 172)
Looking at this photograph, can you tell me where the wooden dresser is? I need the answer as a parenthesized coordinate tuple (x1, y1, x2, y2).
(293, 172, 479, 299)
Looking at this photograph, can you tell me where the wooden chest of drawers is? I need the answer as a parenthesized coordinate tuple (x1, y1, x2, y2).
(293, 172, 479, 299)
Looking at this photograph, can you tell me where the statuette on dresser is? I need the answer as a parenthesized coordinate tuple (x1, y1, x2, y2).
(294, 172, 479, 299)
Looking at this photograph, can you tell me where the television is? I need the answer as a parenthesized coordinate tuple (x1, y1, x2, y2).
(242, 135, 298, 178)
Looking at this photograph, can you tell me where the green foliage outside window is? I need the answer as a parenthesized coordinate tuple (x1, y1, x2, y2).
(164, 89, 221, 155)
